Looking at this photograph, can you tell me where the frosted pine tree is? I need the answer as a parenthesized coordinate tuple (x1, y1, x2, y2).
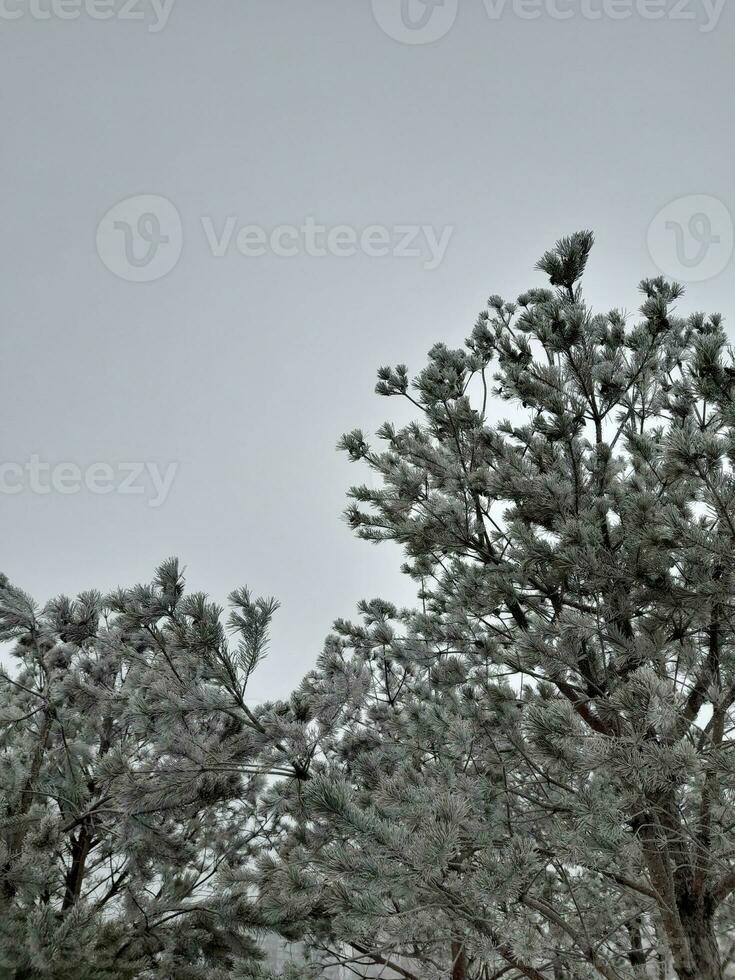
(6, 232, 735, 980)
(0, 560, 294, 979)
(257, 599, 658, 979)
(259, 233, 735, 980)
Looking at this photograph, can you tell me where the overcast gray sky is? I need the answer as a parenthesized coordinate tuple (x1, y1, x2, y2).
(1, 0, 733, 699)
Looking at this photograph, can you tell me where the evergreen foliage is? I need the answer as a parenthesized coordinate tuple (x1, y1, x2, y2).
(259, 233, 735, 980)
(0, 561, 290, 978)
(5, 232, 735, 980)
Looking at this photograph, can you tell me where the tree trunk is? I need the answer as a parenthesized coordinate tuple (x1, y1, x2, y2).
(626, 916, 649, 978)
(653, 914, 673, 980)
(637, 800, 723, 980)
(450, 941, 468, 980)
(62, 822, 91, 910)
(671, 904, 722, 980)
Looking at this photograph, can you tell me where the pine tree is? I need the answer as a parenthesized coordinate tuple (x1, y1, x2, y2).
(259, 233, 735, 980)
(0, 560, 291, 979)
(6, 232, 735, 980)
